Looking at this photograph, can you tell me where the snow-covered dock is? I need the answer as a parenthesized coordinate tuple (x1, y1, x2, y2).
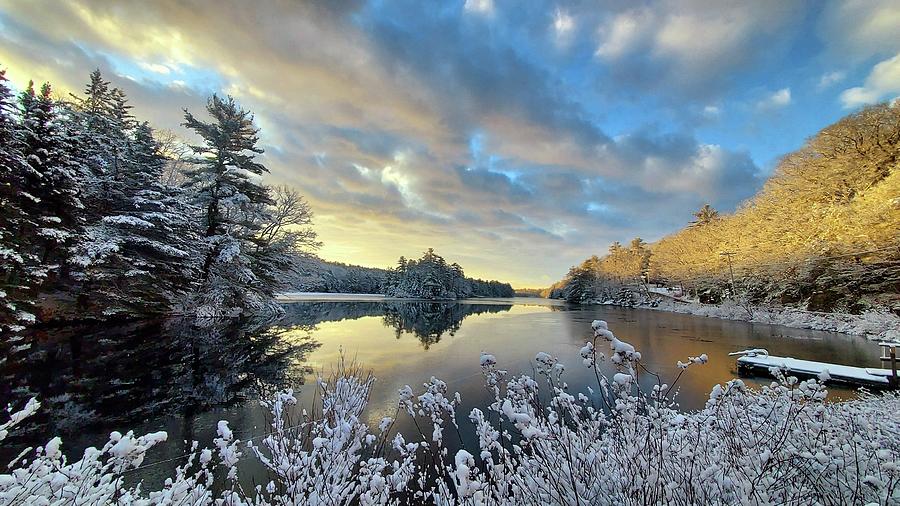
(730, 349, 898, 389)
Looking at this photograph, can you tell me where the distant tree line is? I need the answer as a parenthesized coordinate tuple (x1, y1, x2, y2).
(549, 102, 900, 313)
(0, 69, 318, 333)
(288, 249, 515, 299)
(288, 256, 392, 294)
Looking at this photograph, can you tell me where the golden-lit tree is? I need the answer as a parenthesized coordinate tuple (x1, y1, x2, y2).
(690, 204, 719, 227)
(646, 101, 900, 310)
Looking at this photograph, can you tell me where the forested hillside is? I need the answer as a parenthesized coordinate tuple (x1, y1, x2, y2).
(287, 249, 515, 299)
(550, 102, 900, 313)
(287, 256, 392, 294)
(0, 69, 318, 331)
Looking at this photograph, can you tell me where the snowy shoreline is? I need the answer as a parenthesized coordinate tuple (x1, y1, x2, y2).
(275, 292, 463, 302)
(276, 291, 389, 301)
(277, 291, 900, 341)
(595, 296, 900, 341)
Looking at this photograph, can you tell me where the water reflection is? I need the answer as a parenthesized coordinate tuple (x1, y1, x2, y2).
(0, 300, 511, 452)
(381, 302, 511, 348)
(0, 298, 884, 484)
(281, 300, 513, 348)
(0, 318, 320, 444)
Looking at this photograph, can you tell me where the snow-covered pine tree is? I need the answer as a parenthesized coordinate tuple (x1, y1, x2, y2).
(17, 81, 84, 287)
(64, 72, 128, 312)
(122, 122, 200, 310)
(65, 71, 137, 315)
(70, 123, 202, 315)
(80, 69, 112, 117)
(68, 73, 200, 316)
(0, 69, 41, 335)
(66, 70, 126, 218)
(182, 95, 279, 317)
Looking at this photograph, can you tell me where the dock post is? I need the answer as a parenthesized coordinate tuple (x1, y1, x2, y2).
(879, 342, 900, 388)
(892, 347, 898, 387)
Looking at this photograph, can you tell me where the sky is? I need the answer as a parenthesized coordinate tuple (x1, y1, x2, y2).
(1, 1, 899, 288)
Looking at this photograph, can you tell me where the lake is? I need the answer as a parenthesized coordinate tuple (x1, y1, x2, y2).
(0, 296, 884, 488)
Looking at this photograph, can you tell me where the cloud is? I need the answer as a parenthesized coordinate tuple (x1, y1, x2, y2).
(0, 0, 771, 286)
(552, 7, 575, 46)
(137, 62, 172, 74)
(818, 1, 900, 61)
(380, 152, 426, 210)
(757, 88, 791, 110)
(840, 53, 900, 108)
(463, 0, 493, 15)
(594, 8, 650, 60)
(593, 2, 802, 97)
(702, 105, 721, 119)
(817, 71, 845, 89)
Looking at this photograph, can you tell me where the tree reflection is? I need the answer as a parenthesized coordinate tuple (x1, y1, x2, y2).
(280, 300, 514, 348)
(381, 302, 511, 348)
(0, 318, 320, 443)
(0, 299, 513, 458)
(280, 301, 384, 325)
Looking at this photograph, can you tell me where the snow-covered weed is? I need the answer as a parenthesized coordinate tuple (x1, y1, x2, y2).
(2, 321, 899, 505)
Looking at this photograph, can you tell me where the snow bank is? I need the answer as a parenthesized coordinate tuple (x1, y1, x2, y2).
(645, 298, 900, 341)
(589, 290, 900, 341)
(2, 321, 900, 504)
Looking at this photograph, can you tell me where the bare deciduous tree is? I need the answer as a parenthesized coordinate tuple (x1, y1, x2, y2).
(260, 185, 321, 254)
(155, 129, 192, 186)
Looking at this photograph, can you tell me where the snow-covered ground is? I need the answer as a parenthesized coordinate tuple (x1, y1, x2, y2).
(639, 296, 900, 341)
(647, 285, 699, 303)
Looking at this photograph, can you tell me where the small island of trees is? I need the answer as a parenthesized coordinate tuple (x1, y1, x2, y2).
(289, 249, 515, 299)
(389, 248, 514, 299)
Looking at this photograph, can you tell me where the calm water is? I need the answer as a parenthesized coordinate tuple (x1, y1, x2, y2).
(0, 297, 884, 488)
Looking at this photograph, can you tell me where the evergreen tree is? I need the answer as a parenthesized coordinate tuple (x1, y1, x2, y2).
(67, 70, 128, 213)
(690, 204, 719, 227)
(387, 249, 513, 299)
(66, 71, 132, 311)
(18, 81, 83, 278)
(121, 122, 200, 310)
(68, 70, 124, 206)
(562, 262, 598, 303)
(0, 70, 318, 324)
(182, 94, 276, 317)
(70, 118, 201, 314)
(0, 69, 39, 334)
(66, 73, 198, 315)
(80, 69, 112, 117)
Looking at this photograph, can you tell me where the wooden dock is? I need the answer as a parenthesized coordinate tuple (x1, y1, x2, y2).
(730, 348, 899, 390)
